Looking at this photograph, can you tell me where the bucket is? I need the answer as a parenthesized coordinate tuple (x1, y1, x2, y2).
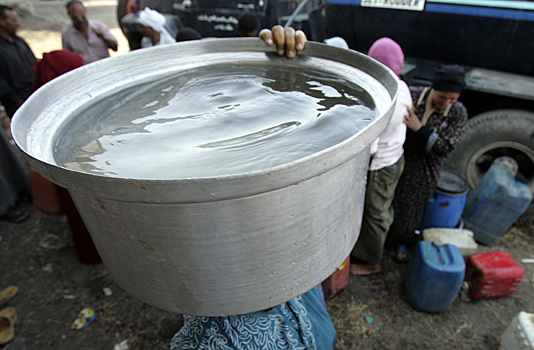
(29, 168, 63, 215)
(463, 163, 533, 246)
(499, 311, 534, 350)
(419, 168, 468, 230)
(11, 39, 398, 316)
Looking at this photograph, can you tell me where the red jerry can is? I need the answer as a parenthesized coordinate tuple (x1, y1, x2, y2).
(322, 255, 350, 299)
(465, 252, 525, 299)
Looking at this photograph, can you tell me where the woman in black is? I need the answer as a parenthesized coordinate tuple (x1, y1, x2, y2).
(387, 65, 468, 261)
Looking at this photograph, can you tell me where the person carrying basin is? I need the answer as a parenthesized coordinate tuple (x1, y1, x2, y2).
(169, 26, 336, 350)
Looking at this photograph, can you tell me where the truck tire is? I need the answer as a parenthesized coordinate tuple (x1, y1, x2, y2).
(447, 109, 534, 223)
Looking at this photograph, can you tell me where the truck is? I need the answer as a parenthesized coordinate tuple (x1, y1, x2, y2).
(117, 0, 321, 49)
(321, 0, 534, 223)
(117, 0, 534, 222)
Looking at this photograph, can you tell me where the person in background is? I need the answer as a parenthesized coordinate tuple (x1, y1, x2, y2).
(387, 65, 468, 261)
(0, 5, 32, 223)
(236, 12, 259, 37)
(0, 5, 35, 119)
(169, 26, 335, 350)
(32, 50, 102, 264)
(138, 7, 175, 48)
(349, 38, 412, 275)
(62, 0, 118, 65)
(0, 127, 30, 223)
(259, 25, 306, 58)
(33, 50, 83, 90)
(175, 27, 202, 42)
(323, 36, 349, 49)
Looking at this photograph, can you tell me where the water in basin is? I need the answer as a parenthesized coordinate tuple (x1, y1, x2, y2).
(54, 63, 377, 179)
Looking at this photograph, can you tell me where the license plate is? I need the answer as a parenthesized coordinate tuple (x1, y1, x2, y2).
(360, 0, 425, 11)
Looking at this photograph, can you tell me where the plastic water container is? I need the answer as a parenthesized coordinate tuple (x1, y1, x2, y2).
(499, 311, 534, 350)
(463, 164, 533, 246)
(405, 240, 466, 313)
(465, 251, 525, 299)
(322, 255, 350, 300)
(419, 168, 468, 230)
(422, 228, 478, 256)
(29, 168, 64, 215)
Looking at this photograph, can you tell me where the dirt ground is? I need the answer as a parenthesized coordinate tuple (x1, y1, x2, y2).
(2, 204, 534, 350)
(1, 1, 534, 349)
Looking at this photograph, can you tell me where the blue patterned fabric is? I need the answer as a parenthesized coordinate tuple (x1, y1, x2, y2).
(170, 287, 335, 349)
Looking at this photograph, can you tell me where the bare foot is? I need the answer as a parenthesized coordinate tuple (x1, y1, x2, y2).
(349, 263, 381, 276)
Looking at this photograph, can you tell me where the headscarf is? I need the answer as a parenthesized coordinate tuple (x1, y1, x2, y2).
(237, 12, 258, 36)
(367, 37, 404, 77)
(138, 7, 166, 33)
(432, 64, 466, 93)
(33, 50, 83, 90)
(324, 37, 349, 49)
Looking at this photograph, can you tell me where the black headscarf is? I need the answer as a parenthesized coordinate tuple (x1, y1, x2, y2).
(176, 27, 202, 42)
(432, 65, 466, 93)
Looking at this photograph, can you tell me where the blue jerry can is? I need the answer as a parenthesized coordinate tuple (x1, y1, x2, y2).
(463, 164, 533, 246)
(405, 240, 466, 313)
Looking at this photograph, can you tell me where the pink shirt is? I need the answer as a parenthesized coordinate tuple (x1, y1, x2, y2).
(61, 20, 117, 65)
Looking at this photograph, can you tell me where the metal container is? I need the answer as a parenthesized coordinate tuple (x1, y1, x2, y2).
(12, 39, 398, 316)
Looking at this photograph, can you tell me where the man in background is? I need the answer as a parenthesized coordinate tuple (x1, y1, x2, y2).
(236, 12, 258, 37)
(0, 5, 35, 119)
(137, 7, 175, 48)
(0, 5, 32, 224)
(62, 0, 118, 65)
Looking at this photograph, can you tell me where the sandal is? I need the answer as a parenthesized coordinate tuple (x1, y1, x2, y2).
(0, 286, 18, 308)
(71, 308, 98, 330)
(395, 244, 410, 263)
(0, 208, 29, 224)
(0, 307, 17, 345)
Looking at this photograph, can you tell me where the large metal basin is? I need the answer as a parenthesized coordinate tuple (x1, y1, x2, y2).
(12, 39, 398, 316)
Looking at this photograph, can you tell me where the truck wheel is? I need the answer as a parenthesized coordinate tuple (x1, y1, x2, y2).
(447, 109, 534, 223)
